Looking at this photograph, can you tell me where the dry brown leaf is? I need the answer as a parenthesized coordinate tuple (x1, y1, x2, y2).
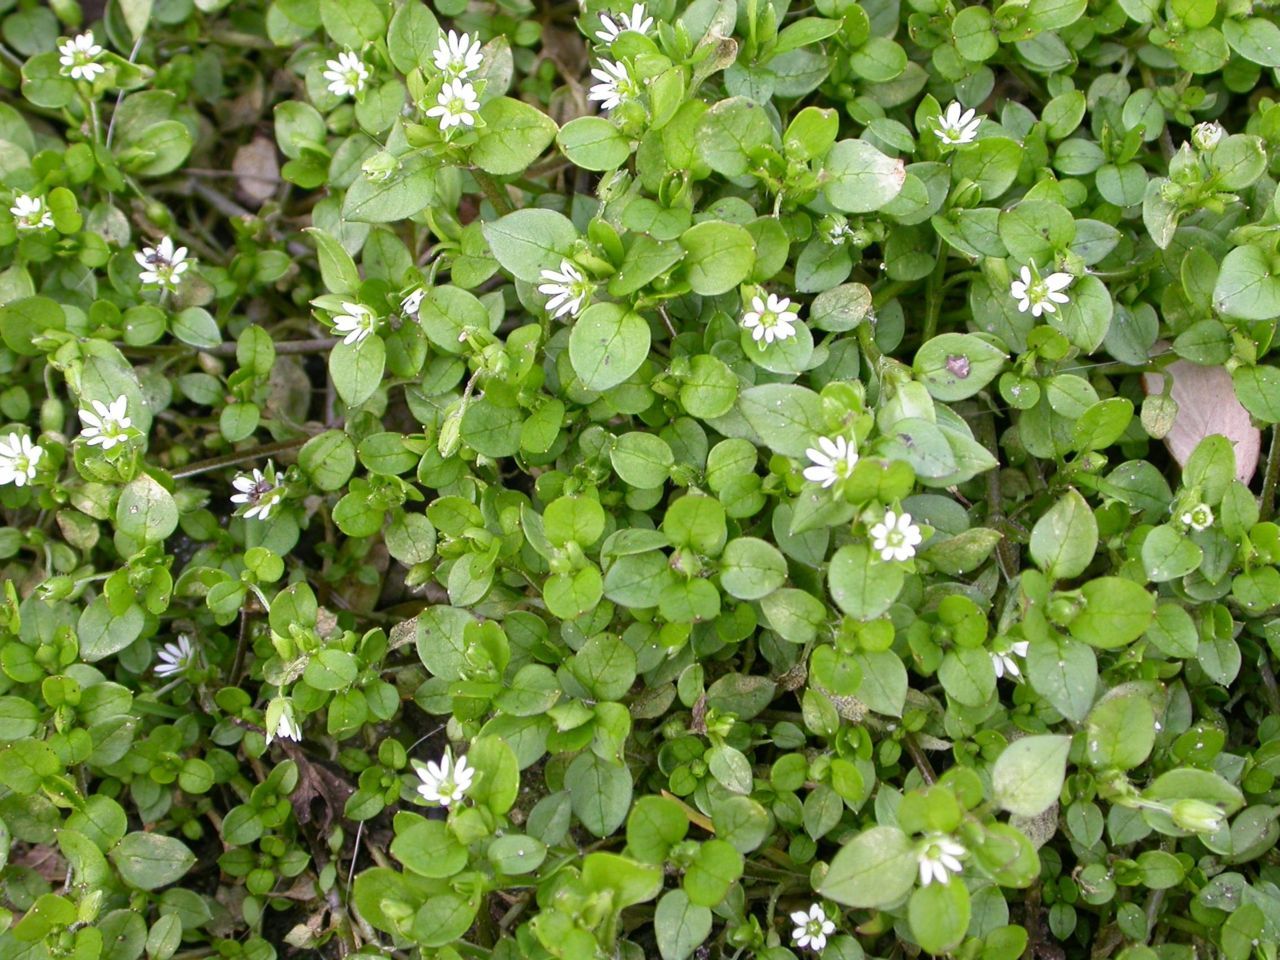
(1141, 348, 1260, 484)
(232, 136, 280, 207)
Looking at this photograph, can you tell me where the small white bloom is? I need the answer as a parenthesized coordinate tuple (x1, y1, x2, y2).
(266, 698, 302, 745)
(790, 903, 836, 953)
(78, 395, 132, 450)
(323, 50, 369, 98)
(58, 31, 105, 82)
(1181, 503, 1214, 532)
(414, 748, 475, 807)
(0, 433, 43, 487)
(934, 101, 982, 146)
(537, 260, 593, 319)
(432, 30, 484, 79)
(741, 293, 800, 345)
(588, 58, 641, 112)
(426, 78, 481, 132)
(400, 288, 426, 318)
(870, 510, 923, 562)
(992, 639, 1031, 680)
(918, 834, 966, 886)
(231, 462, 285, 521)
(595, 3, 655, 43)
(155, 635, 196, 678)
(824, 219, 854, 245)
(134, 236, 191, 290)
(804, 436, 859, 489)
(1010, 264, 1073, 317)
(332, 302, 378, 345)
(1192, 121, 1224, 151)
(10, 194, 53, 231)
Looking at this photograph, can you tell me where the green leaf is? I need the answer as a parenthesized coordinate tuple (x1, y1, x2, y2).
(568, 303, 651, 391)
(116, 474, 178, 545)
(719, 537, 787, 600)
(654, 889, 712, 960)
(472, 97, 558, 176)
(829, 543, 905, 620)
(738, 384, 825, 457)
(110, 833, 196, 891)
(1026, 635, 1097, 722)
(914, 332, 1007, 401)
(1086, 695, 1155, 770)
(610, 432, 674, 488)
(467, 736, 520, 815)
(321, 0, 386, 47)
(1067, 577, 1155, 649)
(819, 825, 917, 907)
(386, 1, 440, 73)
(909, 881, 971, 954)
(482, 209, 578, 283)
(557, 116, 632, 171)
(565, 752, 632, 838)
(992, 735, 1071, 816)
(1213, 244, 1280, 321)
(1029, 488, 1097, 580)
(823, 139, 906, 213)
(343, 157, 436, 223)
(679, 221, 755, 295)
(306, 226, 361, 295)
(329, 335, 385, 407)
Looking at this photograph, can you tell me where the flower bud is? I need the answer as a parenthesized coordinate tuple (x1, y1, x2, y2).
(361, 151, 400, 182)
(1170, 798, 1226, 834)
(1191, 121, 1224, 151)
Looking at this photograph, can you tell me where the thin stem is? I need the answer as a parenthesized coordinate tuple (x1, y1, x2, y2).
(922, 240, 949, 343)
(169, 436, 310, 480)
(856, 322, 884, 372)
(471, 168, 514, 215)
(1261, 425, 1280, 521)
(902, 733, 937, 785)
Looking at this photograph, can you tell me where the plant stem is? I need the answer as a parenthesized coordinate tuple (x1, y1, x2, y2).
(1261, 425, 1280, 521)
(170, 436, 311, 480)
(902, 733, 937, 785)
(472, 168, 514, 215)
(922, 240, 949, 343)
(856, 322, 884, 372)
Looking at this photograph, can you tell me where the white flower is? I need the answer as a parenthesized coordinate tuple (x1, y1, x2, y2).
(1192, 121, 1224, 151)
(992, 639, 1030, 680)
(134, 236, 191, 289)
(918, 834, 966, 886)
(537, 260, 593, 319)
(804, 436, 859, 489)
(414, 749, 475, 807)
(231, 462, 285, 521)
(741, 293, 800, 345)
(78, 395, 132, 450)
(323, 51, 369, 98)
(155, 635, 196, 678)
(595, 3, 655, 42)
(266, 698, 302, 745)
(588, 59, 641, 112)
(0, 433, 43, 487)
(332, 302, 378, 345)
(11, 194, 52, 231)
(1010, 265, 1073, 317)
(870, 510, 923, 562)
(934, 101, 982, 146)
(824, 219, 853, 245)
(400, 288, 426, 318)
(426, 78, 481, 132)
(1181, 503, 1214, 532)
(58, 31, 105, 82)
(432, 30, 484, 79)
(790, 903, 836, 953)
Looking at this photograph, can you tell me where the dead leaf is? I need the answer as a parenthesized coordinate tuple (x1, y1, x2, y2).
(1142, 347, 1260, 484)
(232, 136, 280, 207)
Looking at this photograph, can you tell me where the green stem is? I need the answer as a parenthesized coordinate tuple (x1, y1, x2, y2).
(1261, 425, 1280, 521)
(856, 322, 884, 372)
(169, 436, 311, 480)
(471, 168, 514, 215)
(922, 240, 949, 344)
